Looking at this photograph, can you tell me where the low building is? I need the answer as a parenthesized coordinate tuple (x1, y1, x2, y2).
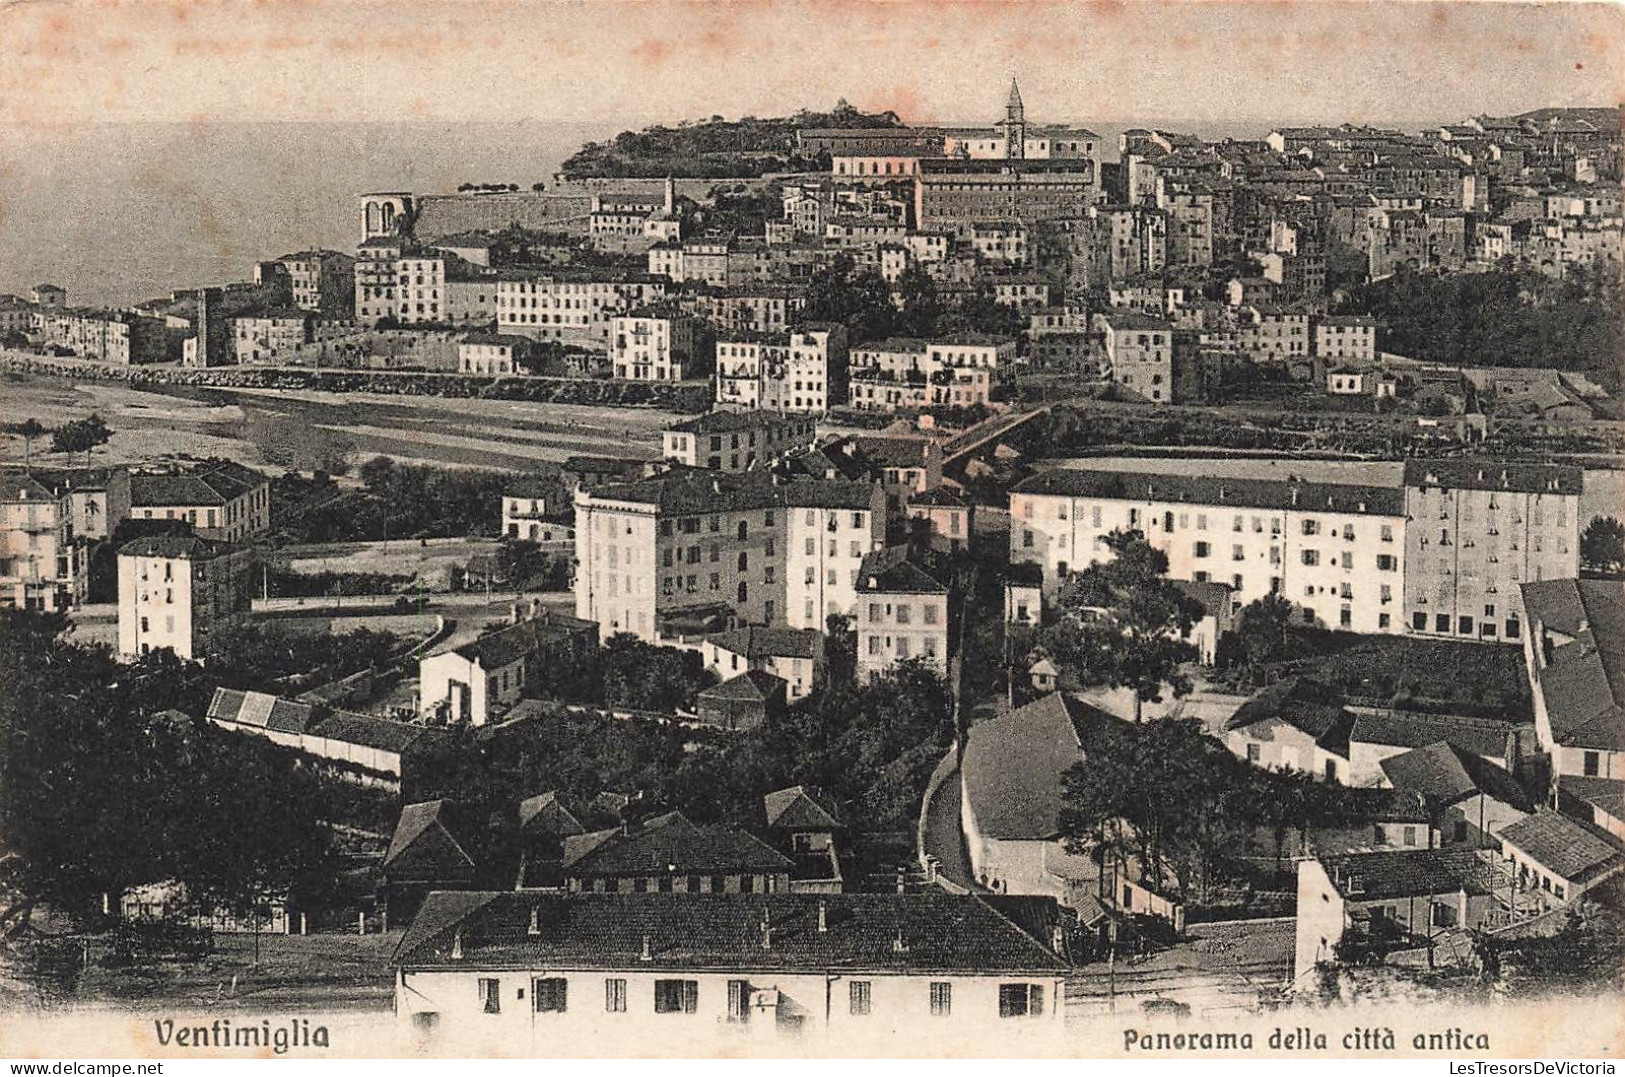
(1293, 849, 1506, 981)
(661, 411, 817, 473)
(458, 333, 534, 375)
(392, 890, 1069, 1045)
(561, 811, 793, 895)
(130, 461, 270, 542)
(695, 669, 787, 732)
(695, 625, 824, 701)
(1325, 367, 1370, 395)
(418, 609, 599, 726)
(1378, 741, 1532, 847)
(960, 693, 1114, 907)
(763, 785, 844, 893)
(856, 548, 950, 681)
(1223, 677, 1355, 783)
(1170, 578, 1235, 665)
(1498, 810, 1625, 906)
(501, 477, 570, 544)
(1520, 578, 1624, 781)
(204, 687, 438, 787)
(379, 800, 482, 925)
(1347, 708, 1529, 788)
(117, 535, 254, 660)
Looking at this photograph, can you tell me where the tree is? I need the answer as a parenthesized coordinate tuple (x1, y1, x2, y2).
(1229, 592, 1295, 681)
(1040, 529, 1204, 721)
(599, 633, 713, 712)
(803, 256, 897, 343)
(50, 413, 111, 465)
(894, 265, 942, 337)
(18, 418, 45, 466)
(1581, 517, 1625, 577)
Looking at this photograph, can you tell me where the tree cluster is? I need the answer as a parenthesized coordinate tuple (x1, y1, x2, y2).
(49, 413, 111, 463)
(1581, 516, 1625, 577)
(0, 612, 340, 937)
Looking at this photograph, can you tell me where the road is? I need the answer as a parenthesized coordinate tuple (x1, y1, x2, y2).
(1065, 917, 1295, 1021)
(918, 747, 977, 891)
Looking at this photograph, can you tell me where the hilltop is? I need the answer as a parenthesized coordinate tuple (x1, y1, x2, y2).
(559, 100, 904, 179)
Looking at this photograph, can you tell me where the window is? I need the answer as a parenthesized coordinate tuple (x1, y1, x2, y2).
(930, 982, 952, 1017)
(1301, 550, 1319, 566)
(1194, 541, 1210, 558)
(727, 979, 751, 1022)
(1232, 544, 1245, 562)
(998, 983, 1044, 1018)
(478, 978, 502, 1015)
(1584, 751, 1600, 777)
(849, 981, 872, 1016)
(1376, 554, 1397, 571)
(1246, 742, 1261, 763)
(923, 604, 938, 625)
(1402, 826, 1418, 847)
(604, 979, 627, 1013)
(654, 980, 698, 1014)
(533, 977, 568, 1013)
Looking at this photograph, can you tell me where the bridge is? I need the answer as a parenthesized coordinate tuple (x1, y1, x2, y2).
(941, 405, 1052, 463)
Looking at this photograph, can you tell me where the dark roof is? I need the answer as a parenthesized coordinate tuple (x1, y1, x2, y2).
(450, 616, 593, 670)
(0, 473, 63, 503)
(1171, 579, 1233, 621)
(1498, 811, 1625, 884)
(1316, 849, 1498, 900)
(118, 535, 237, 560)
(561, 812, 792, 876)
(588, 469, 874, 516)
(1378, 742, 1533, 812)
(518, 791, 587, 838)
(206, 687, 432, 756)
(393, 891, 1069, 974)
(382, 800, 478, 880)
(130, 461, 267, 508)
(857, 547, 947, 595)
(764, 785, 843, 831)
(698, 669, 785, 703)
(961, 694, 1117, 841)
(704, 625, 821, 661)
(1349, 709, 1518, 759)
(1226, 678, 1355, 753)
(667, 410, 812, 436)
(1012, 469, 1405, 517)
(1560, 776, 1625, 824)
(1402, 459, 1583, 496)
(909, 487, 967, 508)
(460, 332, 531, 348)
(1521, 579, 1625, 752)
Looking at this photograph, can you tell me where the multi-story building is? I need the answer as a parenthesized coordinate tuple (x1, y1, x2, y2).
(856, 548, 950, 681)
(116, 535, 255, 660)
(1238, 307, 1312, 366)
(573, 470, 883, 641)
(1314, 315, 1378, 364)
(130, 461, 271, 543)
(501, 477, 569, 544)
(354, 235, 405, 326)
(25, 466, 131, 543)
(457, 332, 533, 375)
(391, 891, 1069, 1046)
(1095, 312, 1174, 403)
(968, 221, 1029, 265)
(661, 411, 817, 472)
(713, 326, 848, 414)
(1402, 462, 1581, 643)
(496, 274, 668, 350)
(0, 474, 88, 612)
(916, 158, 1098, 238)
(35, 309, 171, 364)
(232, 312, 316, 364)
(264, 250, 356, 315)
(609, 309, 694, 382)
(847, 336, 1014, 413)
(1010, 469, 1408, 635)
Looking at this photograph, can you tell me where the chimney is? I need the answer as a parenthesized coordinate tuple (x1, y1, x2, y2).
(892, 927, 908, 953)
(1051, 924, 1067, 955)
(760, 910, 773, 950)
(528, 907, 540, 936)
(640, 934, 652, 962)
(817, 901, 827, 934)
(450, 928, 463, 960)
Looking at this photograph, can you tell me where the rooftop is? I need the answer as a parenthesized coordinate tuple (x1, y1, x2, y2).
(1316, 848, 1498, 901)
(857, 547, 947, 595)
(130, 460, 267, 508)
(1378, 741, 1533, 812)
(1498, 810, 1625, 884)
(961, 693, 1117, 842)
(1012, 468, 1405, 518)
(1521, 579, 1625, 753)
(764, 785, 843, 831)
(393, 891, 1069, 973)
(1226, 677, 1355, 754)
(704, 625, 822, 661)
(561, 811, 792, 877)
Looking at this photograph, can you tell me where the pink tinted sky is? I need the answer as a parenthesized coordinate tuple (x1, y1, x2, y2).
(0, 1, 1619, 127)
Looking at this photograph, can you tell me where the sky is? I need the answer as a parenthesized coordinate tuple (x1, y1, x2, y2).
(0, 0, 1620, 130)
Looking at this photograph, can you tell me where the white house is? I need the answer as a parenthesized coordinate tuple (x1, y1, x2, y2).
(393, 891, 1068, 1050)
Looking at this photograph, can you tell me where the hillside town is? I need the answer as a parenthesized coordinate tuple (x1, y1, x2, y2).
(2, 81, 1624, 1050)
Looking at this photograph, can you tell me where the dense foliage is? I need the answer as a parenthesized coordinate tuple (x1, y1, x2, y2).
(0, 612, 340, 935)
(1338, 263, 1625, 389)
(559, 102, 900, 178)
(1581, 516, 1625, 577)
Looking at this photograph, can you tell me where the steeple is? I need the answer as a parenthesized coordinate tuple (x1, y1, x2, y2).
(1006, 78, 1024, 123)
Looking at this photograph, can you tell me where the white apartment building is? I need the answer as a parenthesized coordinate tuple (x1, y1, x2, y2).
(0, 474, 87, 612)
(497, 275, 668, 350)
(130, 461, 271, 543)
(1314, 316, 1378, 364)
(610, 311, 692, 382)
(1094, 312, 1174, 403)
(1010, 469, 1408, 635)
(117, 535, 255, 660)
(713, 327, 847, 415)
(856, 549, 950, 681)
(847, 336, 1014, 413)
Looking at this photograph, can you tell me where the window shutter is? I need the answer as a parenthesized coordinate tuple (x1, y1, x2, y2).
(683, 980, 699, 1014)
(1031, 985, 1044, 1016)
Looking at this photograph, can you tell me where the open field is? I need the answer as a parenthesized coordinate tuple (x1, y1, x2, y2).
(1, 373, 677, 473)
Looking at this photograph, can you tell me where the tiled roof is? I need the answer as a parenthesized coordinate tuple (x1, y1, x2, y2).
(393, 891, 1069, 973)
(1521, 579, 1625, 752)
(130, 461, 267, 508)
(0, 473, 61, 503)
(858, 547, 947, 595)
(206, 687, 432, 755)
(1348, 709, 1517, 760)
(1378, 742, 1533, 812)
(561, 812, 792, 876)
(1012, 468, 1406, 517)
(118, 535, 236, 560)
(450, 616, 593, 670)
(909, 487, 967, 508)
(764, 785, 843, 831)
(588, 469, 874, 516)
(518, 791, 587, 838)
(1317, 848, 1497, 900)
(382, 800, 478, 879)
(1560, 776, 1625, 824)
(698, 668, 785, 703)
(667, 410, 811, 436)
(1402, 459, 1583, 495)
(705, 625, 822, 661)
(961, 693, 1117, 841)
(1226, 678, 1355, 753)
(1498, 810, 1625, 884)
